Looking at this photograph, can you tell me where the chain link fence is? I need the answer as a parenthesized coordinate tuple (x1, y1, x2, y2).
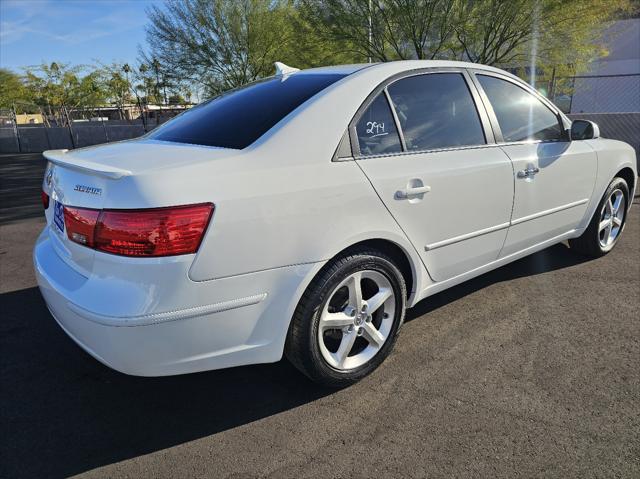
(550, 73, 640, 161)
(548, 73, 640, 114)
(0, 102, 190, 154)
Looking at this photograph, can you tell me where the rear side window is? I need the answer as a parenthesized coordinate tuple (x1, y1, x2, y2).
(477, 74, 564, 142)
(149, 73, 346, 149)
(387, 73, 486, 151)
(355, 94, 402, 156)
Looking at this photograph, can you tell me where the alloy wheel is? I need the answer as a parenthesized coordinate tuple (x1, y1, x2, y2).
(598, 188, 625, 249)
(318, 270, 396, 371)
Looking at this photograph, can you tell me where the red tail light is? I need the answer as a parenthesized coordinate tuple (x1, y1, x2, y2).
(41, 190, 50, 209)
(95, 204, 214, 257)
(63, 203, 214, 257)
(64, 206, 100, 247)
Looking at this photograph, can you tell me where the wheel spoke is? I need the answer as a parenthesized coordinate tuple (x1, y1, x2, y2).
(611, 191, 623, 213)
(607, 197, 614, 214)
(362, 322, 385, 348)
(366, 288, 392, 314)
(604, 223, 613, 245)
(347, 272, 363, 310)
(319, 312, 353, 331)
(612, 216, 623, 227)
(335, 331, 357, 367)
(599, 218, 612, 232)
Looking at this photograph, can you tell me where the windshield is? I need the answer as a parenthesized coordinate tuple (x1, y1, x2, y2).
(149, 73, 347, 149)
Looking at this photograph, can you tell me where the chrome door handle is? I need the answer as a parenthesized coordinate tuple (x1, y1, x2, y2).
(396, 185, 431, 199)
(517, 166, 540, 178)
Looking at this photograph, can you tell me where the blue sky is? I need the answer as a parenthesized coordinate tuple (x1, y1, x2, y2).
(0, 0, 161, 71)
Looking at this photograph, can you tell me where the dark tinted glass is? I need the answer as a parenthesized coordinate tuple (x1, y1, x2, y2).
(355, 94, 402, 156)
(570, 119, 594, 140)
(477, 75, 564, 142)
(149, 74, 346, 149)
(387, 73, 485, 151)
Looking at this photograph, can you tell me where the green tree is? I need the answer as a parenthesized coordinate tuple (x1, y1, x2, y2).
(301, 0, 633, 75)
(22, 62, 109, 122)
(532, 0, 635, 92)
(99, 63, 134, 118)
(145, 0, 309, 95)
(0, 68, 32, 110)
(168, 93, 186, 104)
(451, 0, 632, 71)
(300, 0, 457, 62)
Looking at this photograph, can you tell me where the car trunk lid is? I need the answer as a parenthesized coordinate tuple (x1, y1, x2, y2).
(42, 140, 237, 276)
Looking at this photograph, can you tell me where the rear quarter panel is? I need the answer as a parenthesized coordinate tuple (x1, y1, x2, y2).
(187, 155, 422, 286)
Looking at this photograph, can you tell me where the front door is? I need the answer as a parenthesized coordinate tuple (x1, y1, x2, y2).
(473, 73, 597, 257)
(353, 71, 514, 282)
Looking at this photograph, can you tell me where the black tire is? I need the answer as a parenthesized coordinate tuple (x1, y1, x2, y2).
(569, 177, 629, 257)
(285, 249, 406, 388)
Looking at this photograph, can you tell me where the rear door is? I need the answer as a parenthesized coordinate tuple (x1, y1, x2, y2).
(353, 70, 514, 282)
(471, 72, 597, 257)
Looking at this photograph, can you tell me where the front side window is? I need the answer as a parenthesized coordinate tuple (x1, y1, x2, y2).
(149, 73, 346, 150)
(477, 74, 564, 142)
(355, 94, 402, 156)
(387, 73, 486, 151)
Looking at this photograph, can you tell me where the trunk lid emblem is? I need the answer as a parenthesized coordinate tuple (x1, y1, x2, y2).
(74, 184, 102, 196)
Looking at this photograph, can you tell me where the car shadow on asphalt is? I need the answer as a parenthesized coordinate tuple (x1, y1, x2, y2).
(0, 286, 332, 478)
(406, 242, 591, 321)
(0, 243, 592, 478)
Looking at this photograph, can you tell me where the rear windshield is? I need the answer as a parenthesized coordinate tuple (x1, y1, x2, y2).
(149, 73, 347, 149)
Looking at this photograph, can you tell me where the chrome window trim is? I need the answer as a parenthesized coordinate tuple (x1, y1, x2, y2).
(352, 142, 506, 161)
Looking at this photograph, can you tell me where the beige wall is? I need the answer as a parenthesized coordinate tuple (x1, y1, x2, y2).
(16, 113, 44, 125)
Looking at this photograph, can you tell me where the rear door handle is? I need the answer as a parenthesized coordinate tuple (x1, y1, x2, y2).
(517, 166, 540, 178)
(395, 185, 431, 199)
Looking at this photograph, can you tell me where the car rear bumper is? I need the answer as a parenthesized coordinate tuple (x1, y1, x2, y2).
(34, 228, 321, 376)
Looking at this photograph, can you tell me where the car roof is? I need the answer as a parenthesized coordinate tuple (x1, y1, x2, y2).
(294, 64, 375, 75)
(295, 60, 520, 82)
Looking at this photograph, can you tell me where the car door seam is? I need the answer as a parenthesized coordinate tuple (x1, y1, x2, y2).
(496, 145, 517, 259)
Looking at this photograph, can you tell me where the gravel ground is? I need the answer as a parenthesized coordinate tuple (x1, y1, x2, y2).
(1, 154, 638, 478)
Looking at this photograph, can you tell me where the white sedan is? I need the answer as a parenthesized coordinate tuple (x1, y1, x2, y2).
(35, 60, 637, 387)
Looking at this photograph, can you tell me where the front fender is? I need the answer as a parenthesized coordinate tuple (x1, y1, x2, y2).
(577, 139, 637, 231)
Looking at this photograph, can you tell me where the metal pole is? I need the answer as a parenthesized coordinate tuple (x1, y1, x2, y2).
(549, 66, 557, 100)
(11, 104, 22, 153)
(43, 116, 52, 150)
(137, 97, 148, 132)
(368, 0, 372, 63)
(99, 107, 109, 142)
(568, 76, 576, 114)
(64, 106, 76, 149)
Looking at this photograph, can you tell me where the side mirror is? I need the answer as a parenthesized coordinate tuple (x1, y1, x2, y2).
(570, 119, 600, 140)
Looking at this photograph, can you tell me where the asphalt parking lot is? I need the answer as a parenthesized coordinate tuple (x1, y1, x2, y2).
(1, 153, 639, 478)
